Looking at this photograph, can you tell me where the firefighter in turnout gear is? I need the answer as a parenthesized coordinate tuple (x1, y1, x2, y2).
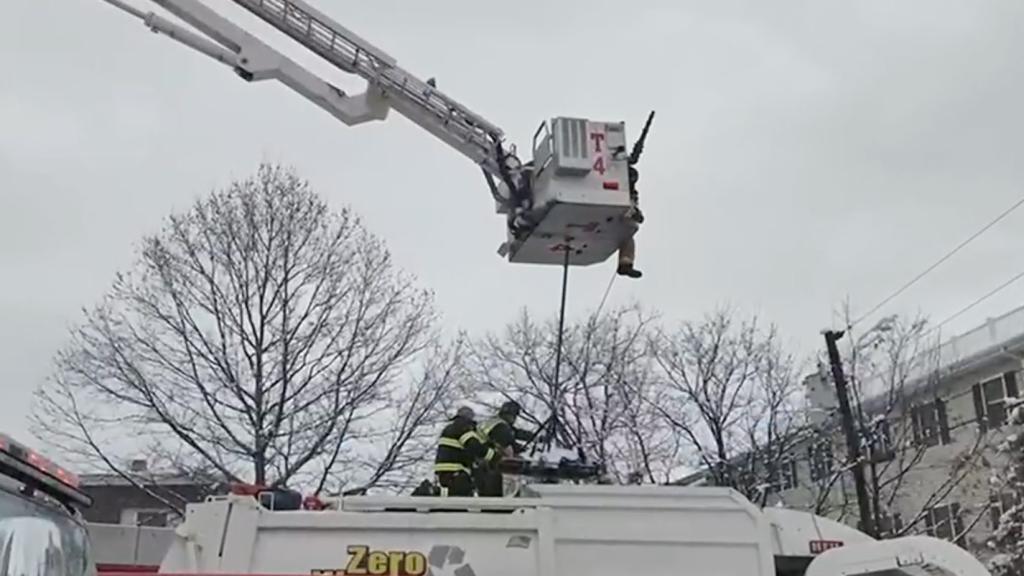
(434, 406, 498, 496)
(617, 166, 643, 279)
(476, 400, 534, 497)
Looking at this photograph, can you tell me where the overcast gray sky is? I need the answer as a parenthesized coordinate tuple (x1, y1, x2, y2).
(3, 0, 1023, 444)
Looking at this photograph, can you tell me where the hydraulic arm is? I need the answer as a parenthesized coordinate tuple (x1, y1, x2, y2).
(101, 0, 526, 197)
(98, 0, 650, 268)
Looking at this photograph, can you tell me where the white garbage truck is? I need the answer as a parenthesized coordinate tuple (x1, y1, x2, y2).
(133, 483, 992, 576)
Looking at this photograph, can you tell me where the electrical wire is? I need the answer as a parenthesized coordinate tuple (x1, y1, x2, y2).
(925, 267, 1024, 338)
(541, 262, 618, 452)
(593, 269, 618, 322)
(850, 194, 1024, 328)
(543, 247, 572, 452)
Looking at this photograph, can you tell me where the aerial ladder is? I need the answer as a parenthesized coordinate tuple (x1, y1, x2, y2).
(98, 0, 654, 268)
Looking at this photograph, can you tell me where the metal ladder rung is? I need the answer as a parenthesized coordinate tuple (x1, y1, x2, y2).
(250, 0, 375, 69)
(242, 0, 500, 158)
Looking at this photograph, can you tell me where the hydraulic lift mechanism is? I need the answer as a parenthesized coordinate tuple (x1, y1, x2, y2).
(98, 0, 653, 267)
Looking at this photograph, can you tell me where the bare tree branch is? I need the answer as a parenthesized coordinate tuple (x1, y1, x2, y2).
(31, 163, 442, 492)
(648, 307, 804, 501)
(463, 303, 674, 482)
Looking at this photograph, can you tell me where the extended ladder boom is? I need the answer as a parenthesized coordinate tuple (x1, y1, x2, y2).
(98, 0, 648, 268)
(103, 0, 521, 183)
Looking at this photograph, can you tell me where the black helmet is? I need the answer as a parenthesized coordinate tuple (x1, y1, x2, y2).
(453, 406, 476, 421)
(499, 400, 521, 417)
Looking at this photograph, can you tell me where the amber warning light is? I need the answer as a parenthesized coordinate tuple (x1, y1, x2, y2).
(0, 432, 92, 508)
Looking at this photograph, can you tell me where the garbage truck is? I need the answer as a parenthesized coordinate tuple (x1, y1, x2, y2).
(123, 482, 993, 576)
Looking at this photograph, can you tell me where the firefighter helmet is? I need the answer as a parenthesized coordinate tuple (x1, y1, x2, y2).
(453, 406, 476, 421)
(499, 400, 521, 417)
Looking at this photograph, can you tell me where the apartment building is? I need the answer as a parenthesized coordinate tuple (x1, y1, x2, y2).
(677, 304, 1024, 559)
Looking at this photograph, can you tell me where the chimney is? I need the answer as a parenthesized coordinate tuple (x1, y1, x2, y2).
(129, 459, 148, 473)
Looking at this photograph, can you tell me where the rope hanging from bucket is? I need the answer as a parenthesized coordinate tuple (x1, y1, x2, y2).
(541, 245, 571, 452)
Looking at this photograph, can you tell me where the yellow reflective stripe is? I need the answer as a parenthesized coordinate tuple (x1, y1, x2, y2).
(438, 437, 462, 449)
(480, 418, 503, 438)
(434, 463, 468, 473)
(459, 430, 483, 445)
(484, 448, 496, 462)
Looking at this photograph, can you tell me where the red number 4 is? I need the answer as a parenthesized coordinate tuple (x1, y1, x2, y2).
(592, 155, 606, 175)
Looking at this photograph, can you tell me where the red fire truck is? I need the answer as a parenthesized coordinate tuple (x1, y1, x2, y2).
(0, 432, 95, 576)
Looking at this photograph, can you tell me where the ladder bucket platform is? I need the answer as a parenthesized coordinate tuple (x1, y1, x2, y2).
(498, 117, 637, 266)
(505, 203, 633, 266)
(94, 1, 651, 270)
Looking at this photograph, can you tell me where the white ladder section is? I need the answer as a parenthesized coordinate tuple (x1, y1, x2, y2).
(105, 0, 518, 180)
(232, 0, 510, 173)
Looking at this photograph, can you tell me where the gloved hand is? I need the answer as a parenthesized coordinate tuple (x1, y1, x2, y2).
(627, 207, 644, 224)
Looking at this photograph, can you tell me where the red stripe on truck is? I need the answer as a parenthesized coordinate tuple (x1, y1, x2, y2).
(96, 564, 160, 574)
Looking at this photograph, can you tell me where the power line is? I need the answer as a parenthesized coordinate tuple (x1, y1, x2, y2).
(926, 267, 1024, 337)
(850, 194, 1024, 328)
(593, 270, 618, 321)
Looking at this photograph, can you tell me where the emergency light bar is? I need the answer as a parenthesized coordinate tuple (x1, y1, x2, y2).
(0, 432, 92, 508)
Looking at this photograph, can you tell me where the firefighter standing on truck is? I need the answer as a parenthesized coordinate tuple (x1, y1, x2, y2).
(476, 400, 533, 497)
(434, 406, 498, 496)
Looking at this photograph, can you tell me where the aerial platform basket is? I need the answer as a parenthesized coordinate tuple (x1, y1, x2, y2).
(496, 117, 636, 266)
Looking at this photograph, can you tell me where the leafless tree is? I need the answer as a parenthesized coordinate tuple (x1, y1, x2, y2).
(807, 312, 991, 541)
(463, 303, 678, 482)
(986, 398, 1023, 575)
(648, 308, 806, 502)
(32, 163, 451, 498)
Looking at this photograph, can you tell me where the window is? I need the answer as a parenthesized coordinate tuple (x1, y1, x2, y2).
(877, 418, 892, 452)
(120, 508, 169, 527)
(808, 442, 833, 483)
(0, 486, 93, 576)
(763, 457, 799, 494)
(973, 371, 1020, 430)
(924, 502, 965, 545)
(989, 492, 1019, 531)
(875, 510, 904, 538)
(911, 399, 951, 447)
(779, 458, 799, 491)
(864, 418, 895, 462)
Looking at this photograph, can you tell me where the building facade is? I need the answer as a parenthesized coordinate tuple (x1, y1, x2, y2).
(80, 459, 210, 527)
(678, 305, 1024, 560)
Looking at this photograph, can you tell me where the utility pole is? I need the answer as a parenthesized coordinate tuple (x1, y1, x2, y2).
(823, 329, 875, 538)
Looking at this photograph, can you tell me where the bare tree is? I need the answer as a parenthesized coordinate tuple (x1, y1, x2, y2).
(463, 303, 677, 482)
(615, 359, 686, 484)
(987, 398, 1023, 575)
(648, 308, 805, 502)
(32, 163, 449, 497)
(321, 337, 467, 495)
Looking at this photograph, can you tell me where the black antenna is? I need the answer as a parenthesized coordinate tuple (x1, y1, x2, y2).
(628, 111, 656, 166)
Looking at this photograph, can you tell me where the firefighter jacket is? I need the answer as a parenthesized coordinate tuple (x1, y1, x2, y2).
(434, 416, 497, 474)
(479, 417, 532, 456)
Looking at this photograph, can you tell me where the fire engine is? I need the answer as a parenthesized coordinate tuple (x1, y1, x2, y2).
(0, 432, 96, 576)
